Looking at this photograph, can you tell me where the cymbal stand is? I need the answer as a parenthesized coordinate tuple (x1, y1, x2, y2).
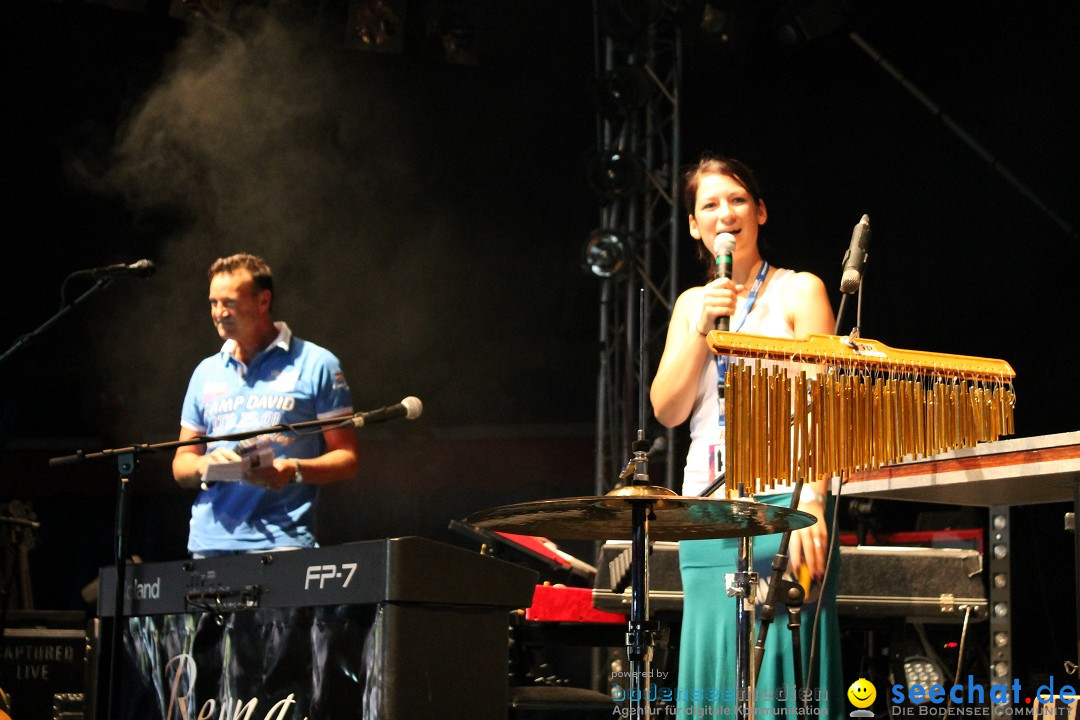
(727, 495, 757, 719)
(619, 440, 659, 715)
(619, 288, 658, 714)
(697, 474, 761, 713)
(753, 477, 807, 713)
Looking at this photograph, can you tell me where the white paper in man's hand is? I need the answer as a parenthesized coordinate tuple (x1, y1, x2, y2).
(202, 438, 275, 483)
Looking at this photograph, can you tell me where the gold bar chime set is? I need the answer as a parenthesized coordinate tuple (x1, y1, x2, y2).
(707, 332, 1017, 498)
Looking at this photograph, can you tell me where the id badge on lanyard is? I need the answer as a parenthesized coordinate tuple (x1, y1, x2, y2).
(707, 261, 770, 482)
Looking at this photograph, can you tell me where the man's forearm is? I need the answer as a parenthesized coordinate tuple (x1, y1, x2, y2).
(290, 448, 358, 486)
(173, 453, 207, 490)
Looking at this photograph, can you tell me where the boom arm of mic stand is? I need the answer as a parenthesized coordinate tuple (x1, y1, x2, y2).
(0, 277, 113, 366)
(47, 413, 357, 467)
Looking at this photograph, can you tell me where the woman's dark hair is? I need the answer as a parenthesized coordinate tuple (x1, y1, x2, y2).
(681, 153, 764, 215)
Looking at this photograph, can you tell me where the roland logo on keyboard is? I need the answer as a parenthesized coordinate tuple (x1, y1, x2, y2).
(304, 563, 358, 590)
(125, 577, 161, 600)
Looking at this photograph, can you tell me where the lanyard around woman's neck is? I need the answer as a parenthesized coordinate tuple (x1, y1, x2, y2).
(714, 260, 770, 425)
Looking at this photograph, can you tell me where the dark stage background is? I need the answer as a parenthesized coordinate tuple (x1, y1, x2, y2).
(3, 0, 1078, 695)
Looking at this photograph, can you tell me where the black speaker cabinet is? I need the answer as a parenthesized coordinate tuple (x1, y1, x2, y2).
(0, 611, 88, 720)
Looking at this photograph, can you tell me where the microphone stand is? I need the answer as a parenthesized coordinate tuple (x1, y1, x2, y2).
(0, 277, 113, 365)
(834, 278, 865, 340)
(833, 295, 850, 337)
(48, 413, 366, 720)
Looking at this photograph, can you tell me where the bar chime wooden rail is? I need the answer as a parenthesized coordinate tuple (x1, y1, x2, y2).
(707, 332, 1016, 498)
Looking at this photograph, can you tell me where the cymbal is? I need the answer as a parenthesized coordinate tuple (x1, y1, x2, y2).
(465, 486, 816, 541)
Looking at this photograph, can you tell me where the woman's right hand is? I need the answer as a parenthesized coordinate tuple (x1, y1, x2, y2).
(694, 277, 740, 334)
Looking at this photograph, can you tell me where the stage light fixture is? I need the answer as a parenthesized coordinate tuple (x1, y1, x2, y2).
(900, 656, 943, 694)
(347, 0, 406, 54)
(589, 150, 644, 200)
(601, 0, 663, 41)
(689, 0, 759, 56)
(583, 229, 630, 278)
(700, 2, 731, 35)
(428, 8, 478, 65)
(773, 0, 848, 47)
(593, 66, 655, 119)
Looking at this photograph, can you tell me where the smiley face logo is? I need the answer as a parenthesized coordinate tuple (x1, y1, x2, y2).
(847, 678, 876, 708)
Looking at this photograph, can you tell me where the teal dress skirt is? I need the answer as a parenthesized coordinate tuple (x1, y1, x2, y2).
(676, 492, 844, 718)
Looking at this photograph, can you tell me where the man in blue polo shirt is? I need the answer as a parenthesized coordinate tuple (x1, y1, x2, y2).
(172, 254, 359, 556)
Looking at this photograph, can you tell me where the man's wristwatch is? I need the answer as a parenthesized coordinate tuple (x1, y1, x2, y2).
(292, 460, 304, 485)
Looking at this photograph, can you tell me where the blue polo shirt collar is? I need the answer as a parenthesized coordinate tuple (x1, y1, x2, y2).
(219, 322, 292, 371)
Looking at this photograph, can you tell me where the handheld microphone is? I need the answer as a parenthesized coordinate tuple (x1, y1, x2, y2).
(713, 233, 736, 331)
(83, 259, 157, 279)
(350, 396, 423, 428)
(840, 215, 870, 294)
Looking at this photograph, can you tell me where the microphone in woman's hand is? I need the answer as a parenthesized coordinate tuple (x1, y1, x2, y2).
(713, 233, 736, 330)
